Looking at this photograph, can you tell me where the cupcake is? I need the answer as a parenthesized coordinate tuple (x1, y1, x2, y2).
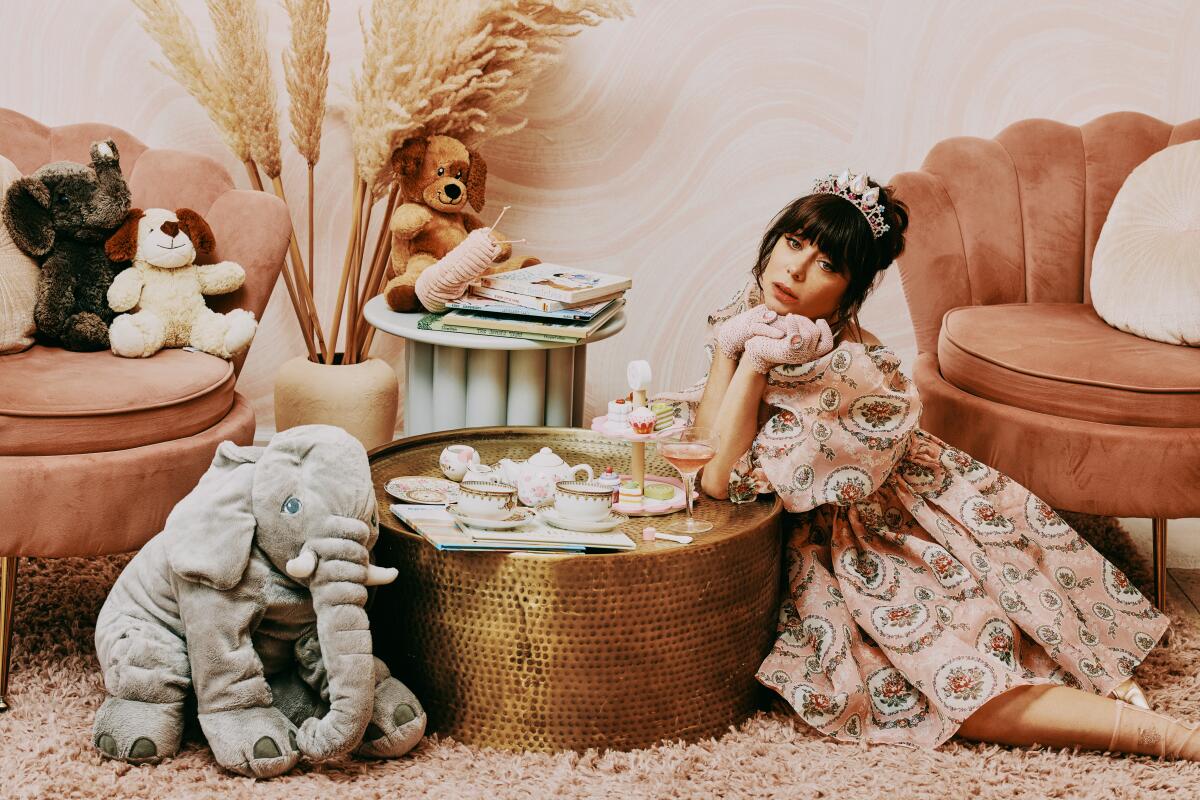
(628, 407, 656, 434)
(651, 401, 675, 431)
(607, 397, 631, 427)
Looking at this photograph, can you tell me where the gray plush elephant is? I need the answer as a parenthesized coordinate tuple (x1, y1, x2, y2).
(93, 425, 426, 778)
(3, 139, 131, 350)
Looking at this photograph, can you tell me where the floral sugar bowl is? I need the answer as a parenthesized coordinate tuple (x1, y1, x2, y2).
(439, 444, 481, 481)
(498, 447, 594, 507)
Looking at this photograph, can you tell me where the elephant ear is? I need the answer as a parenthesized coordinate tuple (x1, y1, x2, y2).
(4, 176, 53, 257)
(167, 440, 264, 591)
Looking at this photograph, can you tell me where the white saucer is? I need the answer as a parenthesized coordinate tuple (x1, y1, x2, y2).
(538, 507, 628, 532)
(447, 505, 536, 530)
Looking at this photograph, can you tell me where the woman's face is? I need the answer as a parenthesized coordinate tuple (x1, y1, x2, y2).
(759, 232, 850, 320)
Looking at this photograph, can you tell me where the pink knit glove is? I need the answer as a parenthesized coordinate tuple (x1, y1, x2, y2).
(415, 228, 502, 312)
(715, 304, 784, 359)
(743, 314, 834, 374)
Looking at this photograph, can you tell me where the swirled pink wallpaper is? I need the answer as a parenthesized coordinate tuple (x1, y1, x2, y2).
(3, 0, 1198, 436)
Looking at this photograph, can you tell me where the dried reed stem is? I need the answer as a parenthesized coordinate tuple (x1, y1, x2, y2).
(353, 199, 398, 360)
(356, 183, 400, 317)
(247, 162, 317, 361)
(307, 165, 315, 289)
(270, 176, 328, 358)
(345, 198, 377, 363)
(326, 178, 366, 364)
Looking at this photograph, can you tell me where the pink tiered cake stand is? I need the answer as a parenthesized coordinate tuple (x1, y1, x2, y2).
(590, 413, 686, 516)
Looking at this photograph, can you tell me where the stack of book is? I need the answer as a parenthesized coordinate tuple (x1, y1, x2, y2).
(416, 263, 631, 343)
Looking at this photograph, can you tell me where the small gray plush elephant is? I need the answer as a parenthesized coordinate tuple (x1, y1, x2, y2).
(93, 425, 426, 778)
(3, 139, 131, 350)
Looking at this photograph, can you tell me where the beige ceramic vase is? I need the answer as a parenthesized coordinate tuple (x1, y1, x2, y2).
(273, 356, 399, 451)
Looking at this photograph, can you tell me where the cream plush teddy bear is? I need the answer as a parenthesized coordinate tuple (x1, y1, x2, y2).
(104, 207, 257, 359)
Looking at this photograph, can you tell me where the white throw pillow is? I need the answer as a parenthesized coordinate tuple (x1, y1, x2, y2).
(0, 154, 40, 354)
(1091, 140, 1200, 346)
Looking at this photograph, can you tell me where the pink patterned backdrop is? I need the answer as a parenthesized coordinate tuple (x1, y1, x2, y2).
(3, 0, 1198, 436)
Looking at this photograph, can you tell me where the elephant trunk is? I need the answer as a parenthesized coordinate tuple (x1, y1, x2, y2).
(86, 140, 130, 231)
(292, 520, 382, 761)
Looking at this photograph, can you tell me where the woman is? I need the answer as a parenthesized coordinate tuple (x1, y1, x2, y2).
(659, 170, 1194, 758)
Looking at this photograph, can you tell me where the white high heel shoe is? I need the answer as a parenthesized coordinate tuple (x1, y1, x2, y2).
(1112, 678, 1151, 709)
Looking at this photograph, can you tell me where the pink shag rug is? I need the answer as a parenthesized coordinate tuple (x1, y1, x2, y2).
(3, 512, 1200, 800)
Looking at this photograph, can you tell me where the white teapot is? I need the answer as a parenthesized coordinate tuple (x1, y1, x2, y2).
(498, 447, 594, 507)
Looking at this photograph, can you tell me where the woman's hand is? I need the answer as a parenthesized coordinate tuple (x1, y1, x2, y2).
(743, 314, 834, 374)
(715, 304, 785, 360)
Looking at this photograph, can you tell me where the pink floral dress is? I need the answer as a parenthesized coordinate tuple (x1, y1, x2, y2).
(657, 282, 1168, 749)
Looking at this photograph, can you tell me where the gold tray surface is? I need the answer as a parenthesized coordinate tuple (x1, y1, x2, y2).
(370, 426, 780, 555)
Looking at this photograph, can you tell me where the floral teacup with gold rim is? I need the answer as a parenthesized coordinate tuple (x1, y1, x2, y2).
(457, 481, 518, 520)
(554, 481, 614, 522)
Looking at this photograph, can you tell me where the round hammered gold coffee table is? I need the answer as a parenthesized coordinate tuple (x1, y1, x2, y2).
(368, 426, 782, 752)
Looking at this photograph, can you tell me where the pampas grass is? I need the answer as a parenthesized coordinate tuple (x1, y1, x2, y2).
(132, 0, 630, 365)
(131, 0, 249, 161)
(350, 0, 632, 196)
(210, 0, 283, 178)
(283, 0, 329, 167)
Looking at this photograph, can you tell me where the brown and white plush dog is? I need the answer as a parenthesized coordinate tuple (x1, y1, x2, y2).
(104, 208, 257, 359)
(383, 135, 539, 312)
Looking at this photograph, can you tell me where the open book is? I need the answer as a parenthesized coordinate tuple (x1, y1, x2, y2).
(390, 504, 636, 552)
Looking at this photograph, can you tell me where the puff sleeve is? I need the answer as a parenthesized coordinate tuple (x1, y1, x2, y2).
(734, 343, 923, 512)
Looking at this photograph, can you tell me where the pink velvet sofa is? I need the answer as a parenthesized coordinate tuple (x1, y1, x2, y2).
(0, 109, 291, 709)
(890, 112, 1200, 611)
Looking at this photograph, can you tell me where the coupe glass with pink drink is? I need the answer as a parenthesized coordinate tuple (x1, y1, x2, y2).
(656, 426, 719, 534)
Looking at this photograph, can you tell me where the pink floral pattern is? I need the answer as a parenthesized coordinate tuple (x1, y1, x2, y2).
(656, 281, 1169, 748)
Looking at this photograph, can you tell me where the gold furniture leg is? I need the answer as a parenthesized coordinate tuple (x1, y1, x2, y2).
(1152, 518, 1168, 612)
(0, 556, 16, 712)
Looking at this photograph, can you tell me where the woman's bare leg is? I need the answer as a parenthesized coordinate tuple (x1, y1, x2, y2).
(957, 684, 1200, 759)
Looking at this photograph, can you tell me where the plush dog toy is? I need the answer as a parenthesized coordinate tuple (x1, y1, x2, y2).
(104, 207, 257, 359)
(2, 139, 131, 350)
(93, 424, 427, 778)
(383, 134, 539, 312)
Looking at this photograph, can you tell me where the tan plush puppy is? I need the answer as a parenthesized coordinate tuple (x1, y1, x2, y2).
(105, 208, 257, 359)
(383, 135, 538, 312)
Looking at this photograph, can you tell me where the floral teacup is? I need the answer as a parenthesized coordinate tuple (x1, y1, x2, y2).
(439, 445, 481, 482)
(457, 481, 518, 520)
(554, 481, 614, 521)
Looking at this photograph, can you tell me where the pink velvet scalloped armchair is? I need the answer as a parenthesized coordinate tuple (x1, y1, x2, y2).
(0, 109, 291, 709)
(890, 112, 1200, 611)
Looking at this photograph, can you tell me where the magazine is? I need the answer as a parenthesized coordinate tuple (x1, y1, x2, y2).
(446, 295, 617, 322)
(469, 285, 625, 312)
(475, 263, 632, 304)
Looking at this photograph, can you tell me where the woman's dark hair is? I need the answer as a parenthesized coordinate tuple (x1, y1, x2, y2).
(752, 178, 909, 340)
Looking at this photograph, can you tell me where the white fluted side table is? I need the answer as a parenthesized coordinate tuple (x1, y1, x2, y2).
(364, 295, 626, 436)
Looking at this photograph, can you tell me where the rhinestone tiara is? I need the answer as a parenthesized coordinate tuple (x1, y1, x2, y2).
(810, 169, 889, 239)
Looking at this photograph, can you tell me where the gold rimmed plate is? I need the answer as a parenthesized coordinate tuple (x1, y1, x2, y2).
(385, 476, 460, 505)
(538, 507, 629, 533)
(448, 504, 537, 530)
